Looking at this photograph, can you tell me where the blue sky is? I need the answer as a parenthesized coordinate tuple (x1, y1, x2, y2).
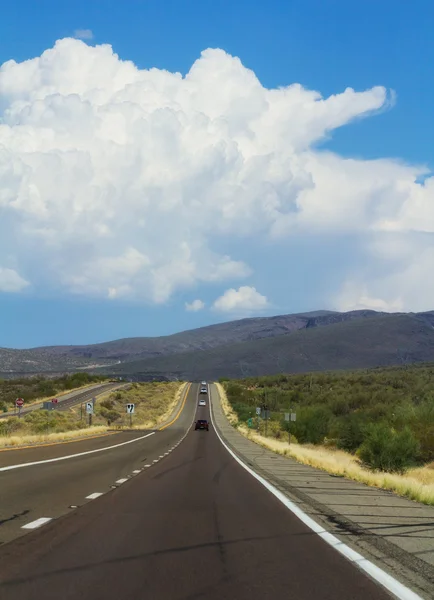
(0, 0, 433, 347)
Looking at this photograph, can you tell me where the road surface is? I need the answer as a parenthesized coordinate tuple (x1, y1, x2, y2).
(0, 384, 393, 599)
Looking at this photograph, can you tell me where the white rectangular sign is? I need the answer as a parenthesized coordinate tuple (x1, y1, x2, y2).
(86, 402, 93, 414)
(256, 407, 261, 415)
(126, 403, 135, 414)
(284, 413, 290, 421)
(291, 412, 296, 422)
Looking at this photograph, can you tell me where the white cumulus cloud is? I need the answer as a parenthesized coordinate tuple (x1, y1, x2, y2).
(0, 267, 29, 292)
(0, 38, 432, 310)
(73, 29, 94, 40)
(213, 286, 269, 313)
(185, 299, 205, 311)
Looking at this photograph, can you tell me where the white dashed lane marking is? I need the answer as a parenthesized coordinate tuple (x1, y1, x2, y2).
(115, 478, 128, 484)
(22, 517, 52, 530)
(132, 470, 141, 474)
(86, 492, 104, 500)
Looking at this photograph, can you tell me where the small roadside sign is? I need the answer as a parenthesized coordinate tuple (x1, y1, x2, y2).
(291, 413, 297, 422)
(126, 403, 135, 414)
(86, 402, 94, 414)
(256, 407, 261, 416)
(16, 398, 24, 407)
(51, 398, 58, 404)
(284, 413, 290, 421)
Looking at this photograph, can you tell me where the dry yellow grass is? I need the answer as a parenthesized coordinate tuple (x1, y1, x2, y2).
(218, 384, 434, 506)
(0, 426, 110, 449)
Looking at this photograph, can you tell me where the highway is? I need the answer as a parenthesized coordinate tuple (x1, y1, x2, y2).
(0, 382, 125, 420)
(0, 384, 394, 599)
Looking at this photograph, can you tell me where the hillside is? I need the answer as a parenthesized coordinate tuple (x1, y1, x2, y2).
(96, 314, 434, 380)
(0, 309, 386, 373)
(1, 309, 434, 376)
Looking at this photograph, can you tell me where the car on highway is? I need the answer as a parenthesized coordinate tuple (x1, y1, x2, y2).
(200, 386, 207, 394)
(195, 419, 209, 431)
(198, 399, 206, 406)
(201, 381, 207, 385)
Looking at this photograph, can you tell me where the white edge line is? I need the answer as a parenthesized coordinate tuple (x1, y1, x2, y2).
(0, 432, 156, 472)
(22, 517, 52, 530)
(209, 385, 424, 600)
(86, 492, 104, 500)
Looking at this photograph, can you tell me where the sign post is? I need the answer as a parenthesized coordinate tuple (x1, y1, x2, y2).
(126, 403, 135, 428)
(86, 401, 93, 427)
(256, 406, 261, 431)
(16, 398, 24, 418)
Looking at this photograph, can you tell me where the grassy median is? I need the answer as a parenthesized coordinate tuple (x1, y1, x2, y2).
(216, 382, 434, 506)
(0, 381, 186, 449)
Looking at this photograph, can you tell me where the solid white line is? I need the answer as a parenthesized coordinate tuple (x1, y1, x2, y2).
(22, 517, 52, 530)
(0, 432, 156, 472)
(86, 492, 103, 500)
(115, 478, 128, 484)
(209, 386, 423, 600)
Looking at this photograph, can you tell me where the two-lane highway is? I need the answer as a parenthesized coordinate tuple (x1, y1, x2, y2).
(0, 384, 393, 599)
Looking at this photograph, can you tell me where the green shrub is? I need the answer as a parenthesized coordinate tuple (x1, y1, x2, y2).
(335, 413, 370, 452)
(293, 406, 332, 444)
(259, 419, 284, 439)
(359, 424, 419, 474)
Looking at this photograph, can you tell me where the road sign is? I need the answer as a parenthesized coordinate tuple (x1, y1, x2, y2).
(291, 413, 297, 422)
(51, 398, 58, 404)
(256, 407, 261, 415)
(16, 398, 24, 407)
(126, 403, 135, 414)
(284, 413, 290, 421)
(86, 402, 93, 414)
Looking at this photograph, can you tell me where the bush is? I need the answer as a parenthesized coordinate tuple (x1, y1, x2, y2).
(259, 419, 283, 439)
(359, 423, 419, 474)
(335, 413, 370, 452)
(293, 406, 332, 444)
(100, 398, 115, 410)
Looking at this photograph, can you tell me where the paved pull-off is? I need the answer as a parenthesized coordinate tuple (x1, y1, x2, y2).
(0, 383, 394, 600)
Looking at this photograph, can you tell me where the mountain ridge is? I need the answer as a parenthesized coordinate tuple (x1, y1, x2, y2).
(1, 308, 433, 376)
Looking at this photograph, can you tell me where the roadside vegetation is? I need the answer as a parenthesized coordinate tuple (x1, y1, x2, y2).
(0, 381, 185, 448)
(0, 372, 108, 413)
(219, 364, 434, 505)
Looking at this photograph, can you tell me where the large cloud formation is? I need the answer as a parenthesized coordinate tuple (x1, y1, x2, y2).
(0, 39, 432, 310)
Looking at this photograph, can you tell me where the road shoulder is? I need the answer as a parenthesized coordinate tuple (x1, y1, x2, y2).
(210, 383, 434, 600)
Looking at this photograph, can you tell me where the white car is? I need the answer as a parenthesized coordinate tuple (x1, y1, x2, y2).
(200, 386, 207, 394)
(201, 381, 207, 385)
(199, 399, 206, 406)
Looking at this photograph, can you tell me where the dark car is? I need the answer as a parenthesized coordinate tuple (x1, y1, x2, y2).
(195, 419, 209, 431)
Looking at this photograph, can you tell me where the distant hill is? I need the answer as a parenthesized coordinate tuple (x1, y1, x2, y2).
(95, 313, 434, 380)
(1, 309, 434, 377)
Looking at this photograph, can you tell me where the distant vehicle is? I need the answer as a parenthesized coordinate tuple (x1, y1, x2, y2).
(195, 419, 209, 431)
(201, 381, 207, 385)
(200, 386, 207, 394)
(199, 399, 206, 406)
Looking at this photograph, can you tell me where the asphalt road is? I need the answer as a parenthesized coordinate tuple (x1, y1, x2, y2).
(0, 385, 393, 600)
(0, 383, 196, 545)
(0, 382, 123, 420)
